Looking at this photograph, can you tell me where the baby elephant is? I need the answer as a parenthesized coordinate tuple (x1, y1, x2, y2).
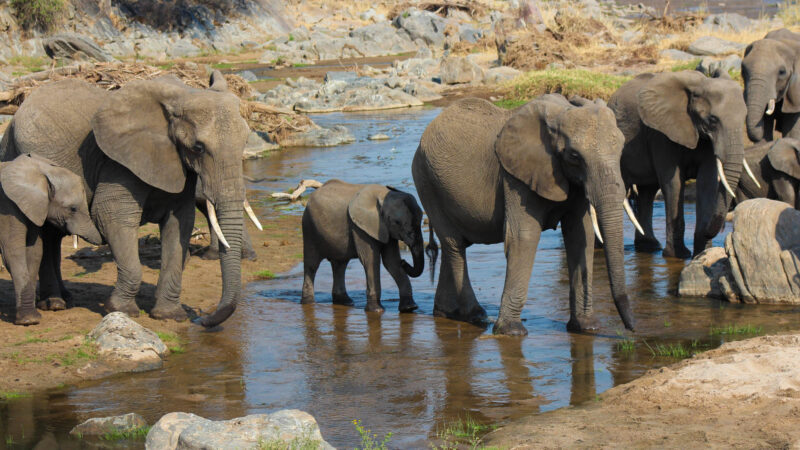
(0, 154, 102, 325)
(301, 180, 425, 313)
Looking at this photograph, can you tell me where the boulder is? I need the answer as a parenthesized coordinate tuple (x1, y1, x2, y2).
(43, 33, 114, 62)
(393, 8, 448, 47)
(659, 49, 697, 61)
(88, 312, 168, 372)
(394, 57, 439, 79)
(243, 131, 279, 159)
(145, 410, 334, 450)
(440, 56, 484, 84)
(701, 13, 754, 33)
(167, 39, 202, 58)
(458, 24, 483, 43)
(696, 54, 742, 77)
(679, 199, 800, 304)
(484, 66, 522, 84)
(279, 125, 355, 147)
(687, 36, 746, 56)
(368, 133, 390, 140)
(324, 71, 359, 83)
(237, 70, 258, 82)
(70, 413, 148, 437)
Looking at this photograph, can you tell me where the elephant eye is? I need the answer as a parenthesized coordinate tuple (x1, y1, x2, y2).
(779, 67, 788, 77)
(191, 142, 206, 154)
(70, 206, 77, 213)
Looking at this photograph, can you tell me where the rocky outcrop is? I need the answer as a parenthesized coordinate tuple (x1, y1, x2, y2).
(69, 413, 148, 437)
(145, 410, 334, 450)
(440, 56, 484, 84)
(279, 125, 355, 148)
(88, 312, 169, 372)
(42, 33, 114, 62)
(686, 36, 746, 56)
(679, 199, 800, 304)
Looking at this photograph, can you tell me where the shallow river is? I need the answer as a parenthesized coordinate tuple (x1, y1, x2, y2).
(3, 107, 800, 449)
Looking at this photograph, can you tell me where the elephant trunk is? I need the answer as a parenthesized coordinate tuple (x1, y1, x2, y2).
(69, 215, 103, 246)
(402, 239, 425, 278)
(744, 77, 774, 142)
(698, 128, 744, 253)
(588, 163, 635, 331)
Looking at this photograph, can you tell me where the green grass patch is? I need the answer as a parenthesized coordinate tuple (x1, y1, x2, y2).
(434, 414, 496, 449)
(212, 62, 234, 69)
(168, 345, 186, 354)
(254, 269, 276, 280)
(7, 55, 47, 74)
(505, 69, 631, 103)
(100, 426, 150, 441)
(0, 391, 31, 400)
(616, 337, 635, 353)
(663, 320, 672, 328)
(493, 98, 528, 109)
(156, 331, 180, 342)
(709, 323, 763, 336)
(292, 63, 309, 68)
(258, 427, 323, 449)
(157, 62, 176, 70)
(643, 340, 692, 358)
(10, 0, 65, 31)
(670, 59, 701, 72)
(55, 339, 97, 366)
(14, 332, 49, 346)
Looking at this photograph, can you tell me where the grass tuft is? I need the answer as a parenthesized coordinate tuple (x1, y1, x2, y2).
(433, 414, 496, 449)
(55, 339, 98, 366)
(254, 269, 276, 280)
(10, 0, 65, 31)
(709, 323, 763, 336)
(670, 59, 701, 72)
(504, 69, 631, 102)
(100, 426, 150, 441)
(643, 340, 692, 358)
(778, 1, 800, 26)
(0, 391, 32, 400)
(353, 419, 392, 450)
(493, 98, 528, 109)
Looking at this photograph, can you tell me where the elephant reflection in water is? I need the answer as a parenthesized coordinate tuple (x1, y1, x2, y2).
(569, 335, 597, 406)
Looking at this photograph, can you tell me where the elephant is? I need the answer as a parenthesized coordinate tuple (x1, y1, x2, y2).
(194, 180, 260, 261)
(301, 180, 424, 313)
(735, 138, 800, 208)
(742, 28, 800, 143)
(0, 154, 102, 324)
(412, 95, 638, 336)
(0, 71, 250, 328)
(609, 71, 746, 258)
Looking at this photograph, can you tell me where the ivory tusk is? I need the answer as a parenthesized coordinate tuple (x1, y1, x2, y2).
(243, 199, 263, 231)
(766, 98, 776, 116)
(631, 184, 639, 196)
(589, 204, 603, 244)
(716, 158, 736, 197)
(73, 235, 78, 249)
(623, 198, 645, 235)
(742, 158, 761, 189)
(206, 199, 230, 249)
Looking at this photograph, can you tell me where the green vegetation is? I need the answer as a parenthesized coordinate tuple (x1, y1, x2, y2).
(288, 34, 295, 42)
(670, 59, 701, 72)
(616, 337, 635, 353)
(254, 269, 276, 280)
(709, 323, 763, 336)
(270, 56, 286, 66)
(493, 98, 528, 109)
(157, 331, 187, 354)
(10, 0, 65, 31)
(100, 426, 151, 441)
(258, 429, 323, 450)
(55, 339, 97, 366)
(643, 340, 692, 358)
(353, 419, 392, 450)
(433, 414, 497, 449)
(8, 55, 46, 76)
(663, 320, 672, 328)
(212, 62, 234, 69)
(778, 0, 800, 26)
(157, 62, 176, 70)
(292, 63, 310, 68)
(14, 332, 49, 346)
(506, 69, 631, 102)
(0, 391, 32, 400)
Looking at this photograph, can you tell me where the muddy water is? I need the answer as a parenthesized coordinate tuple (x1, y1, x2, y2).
(4, 107, 800, 449)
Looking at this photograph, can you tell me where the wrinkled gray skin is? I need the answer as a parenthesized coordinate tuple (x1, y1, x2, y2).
(194, 181, 257, 261)
(736, 138, 800, 208)
(0, 154, 102, 325)
(609, 71, 746, 258)
(742, 28, 800, 143)
(0, 72, 250, 328)
(412, 96, 635, 336)
(301, 180, 424, 313)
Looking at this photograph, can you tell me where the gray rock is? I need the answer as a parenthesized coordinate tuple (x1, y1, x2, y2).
(687, 36, 746, 56)
(484, 66, 522, 84)
(368, 133, 390, 140)
(88, 312, 168, 373)
(359, 8, 387, 23)
(621, 30, 643, 43)
(458, 24, 483, 43)
(660, 48, 698, 61)
(243, 131, 279, 159)
(393, 8, 448, 47)
(349, 23, 417, 57)
(43, 33, 114, 62)
(678, 247, 733, 299)
(415, 46, 433, 59)
(403, 81, 443, 102)
(237, 70, 258, 82)
(145, 410, 333, 450)
(702, 13, 754, 33)
(440, 56, 484, 84)
(324, 71, 359, 83)
(70, 413, 148, 437)
(696, 54, 742, 77)
(394, 57, 439, 79)
(167, 39, 201, 58)
(280, 125, 355, 147)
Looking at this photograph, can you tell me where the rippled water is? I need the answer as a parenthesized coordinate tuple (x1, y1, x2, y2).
(3, 107, 800, 449)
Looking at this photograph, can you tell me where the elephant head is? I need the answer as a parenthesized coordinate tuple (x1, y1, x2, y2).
(742, 35, 800, 142)
(1, 154, 102, 245)
(348, 185, 425, 277)
(91, 71, 250, 328)
(495, 96, 635, 330)
(767, 137, 800, 178)
(637, 71, 746, 253)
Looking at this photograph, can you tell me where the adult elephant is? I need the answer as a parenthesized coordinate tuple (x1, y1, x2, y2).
(742, 28, 800, 143)
(609, 71, 746, 258)
(412, 95, 637, 335)
(736, 138, 800, 208)
(0, 72, 250, 328)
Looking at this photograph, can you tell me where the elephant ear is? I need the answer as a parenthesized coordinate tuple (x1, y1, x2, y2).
(768, 139, 800, 178)
(495, 100, 569, 202)
(0, 155, 51, 226)
(348, 184, 390, 243)
(637, 71, 702, 149)
(783, 63, 800, 113)
(91, 79, 188, 194)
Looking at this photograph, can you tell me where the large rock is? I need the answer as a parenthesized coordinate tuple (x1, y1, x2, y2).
(393, 8, 448, 47)
(43, 33, 114, 62)
(88, 312, 168, 372)
(243, 131, 279, 159)
(440, 56, 484, 84)
(279, 125, 355, 147)
(145, 410, 334, 450)
(696, 54, 742, 77)
(679, 199, 800, 304)
(659, 48, 697, 62)
(484, 66, 522, 84)
(70, 413, 148, 437)
(701, 13, 754, 33)
(687, 36, 746, 56)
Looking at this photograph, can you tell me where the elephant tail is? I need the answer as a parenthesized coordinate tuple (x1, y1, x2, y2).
(425, 220, 438, 284)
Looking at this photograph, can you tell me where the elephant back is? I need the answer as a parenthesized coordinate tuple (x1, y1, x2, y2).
(608, 73, 654, 143)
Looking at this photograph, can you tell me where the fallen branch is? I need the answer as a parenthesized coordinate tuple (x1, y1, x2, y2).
(271, 179, 323, 201)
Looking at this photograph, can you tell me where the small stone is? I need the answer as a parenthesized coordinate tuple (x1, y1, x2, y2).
(70, 413, 147, 437)
(368, 133, 390, 140)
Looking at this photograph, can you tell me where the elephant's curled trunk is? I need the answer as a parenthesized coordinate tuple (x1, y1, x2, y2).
(402, 241, 425, 278)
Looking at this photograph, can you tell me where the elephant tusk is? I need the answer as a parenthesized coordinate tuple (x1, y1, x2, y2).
(716, 158, 736, 198)
(766, 98, 776, 116)
(742, 158, 761, 189)
(589, 204, 603, 244)
(206, 199, 230, 249)
(623, 198, 645, 235)
(73, 235, 78, 249)
(631, 184, 639, 196)
(243, 199, 263, 231)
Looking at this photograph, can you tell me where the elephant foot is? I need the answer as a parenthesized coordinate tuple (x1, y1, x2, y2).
(332, 294, 354, 306)
(105, 296, 140, 318)
(300, 293, 315, 304)
(634, 237, 662, 253)
(150, 302, 188, 322)
(15, 310, 42, 326)
(493, 317, 528, 336)
(398, 298, 418, 313)
(662, 244, 691, 259)
(433, 303, 487, 324)
(37, 297, 67, 311)
(567, 315, 600, 333)
(198, 246, 220, 261)
(365, 301, 385, 313)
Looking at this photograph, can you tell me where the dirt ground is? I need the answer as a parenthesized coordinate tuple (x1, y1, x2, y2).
(0, 210, 303, 394)
(484, 333, 800, 449)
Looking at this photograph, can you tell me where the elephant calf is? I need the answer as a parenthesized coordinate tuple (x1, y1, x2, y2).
(736, 138, 800, 208)
(0, 154, 102, 324)
(301, 180, 424, 313)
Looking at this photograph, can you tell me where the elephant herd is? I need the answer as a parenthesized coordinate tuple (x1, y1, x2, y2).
(1, 29, 798, 336)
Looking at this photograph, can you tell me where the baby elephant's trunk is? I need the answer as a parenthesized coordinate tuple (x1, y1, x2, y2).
(402, 239, 425, 278)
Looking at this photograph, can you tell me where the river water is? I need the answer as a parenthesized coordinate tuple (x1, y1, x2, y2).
(617, 0, 780, 17)
(3, 107, 800, 449)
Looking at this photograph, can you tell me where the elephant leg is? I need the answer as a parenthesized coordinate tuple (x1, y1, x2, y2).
(36, 226, 68, 311)
(301, 240, 320, 304)
(331, 260, 353, 306)
(102, 224, 142, 317)
(657, 166, 690, 258)
(4, 229, 40, 325)
(151, 207, 192, 321)
(381, 242, 418, 313)
(434, 233, 486, 323)
(632, 186, 661, 252)
(493, 217, 541, 336)
(354, 232, 384, 313)
(563, 208, 597, 332)
(693, 159, 720, 256)
(773, 176, 796, 208)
